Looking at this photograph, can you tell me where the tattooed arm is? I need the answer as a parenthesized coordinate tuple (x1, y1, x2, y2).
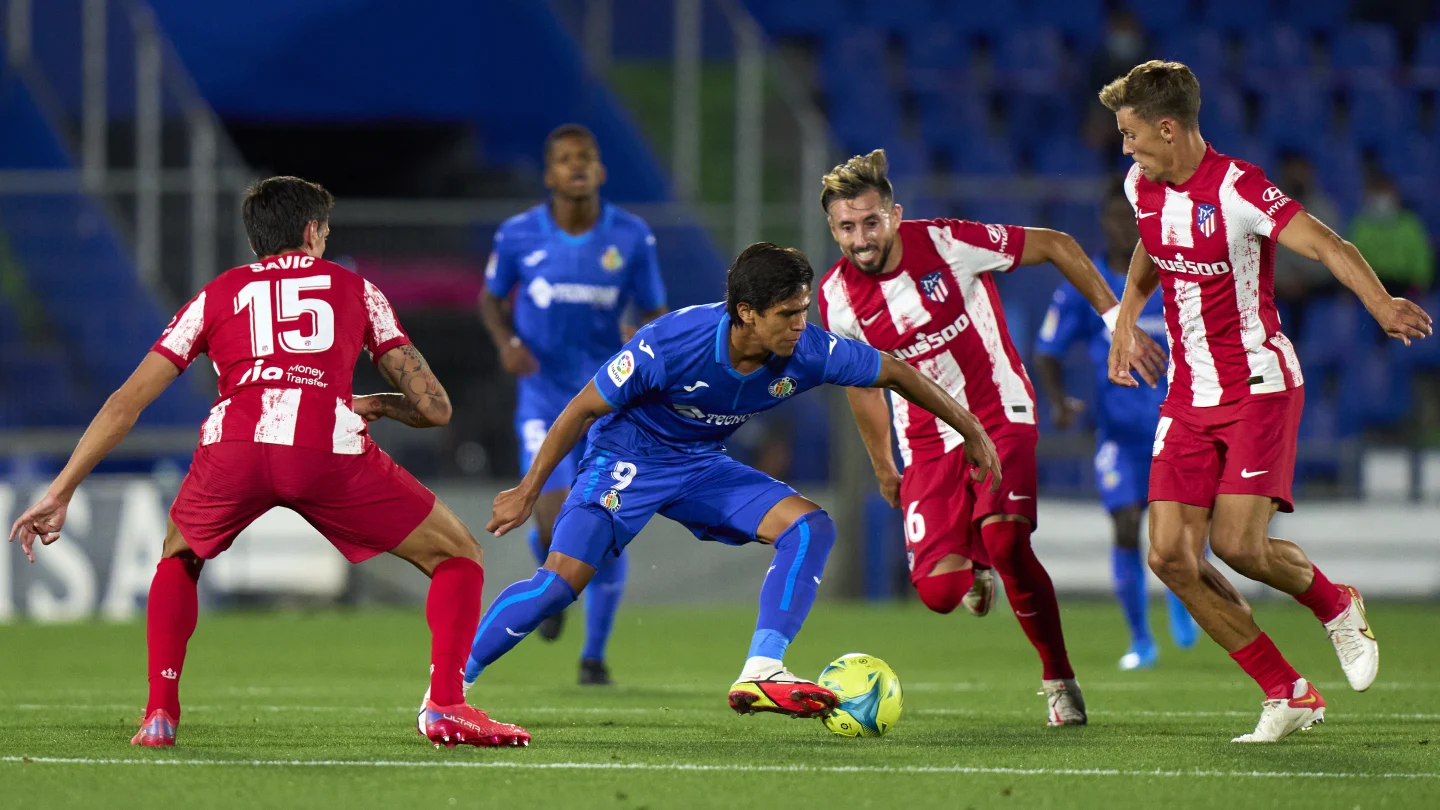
(353, 344, 453, 428)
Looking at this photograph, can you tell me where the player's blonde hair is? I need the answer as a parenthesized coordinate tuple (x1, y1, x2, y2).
(1098, 60, 1202, 128)
(821, 149, 894, 214)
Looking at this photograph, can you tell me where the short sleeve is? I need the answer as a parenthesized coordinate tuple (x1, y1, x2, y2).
(1033, 281, 1099, 357)
(483, 230, 522, 298)
(363, 279, 412, 363)
(935, 219, 1027, 275)
(592, 330, 668, 408)
(818, 328, 883, 388)
(1225, 163, 1305, 240)
(151, 290, 210, 371)
(626, 227, 667, 312)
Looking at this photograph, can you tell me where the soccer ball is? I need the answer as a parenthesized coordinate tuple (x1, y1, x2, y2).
(818, 653, 902, 737)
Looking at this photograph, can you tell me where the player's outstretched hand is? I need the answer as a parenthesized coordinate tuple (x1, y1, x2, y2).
(1370, 297, 1434, 347)
(351, 395, 387, 422)
(7, 492, 68, 563)
(500, 340, 540, 377)
(1128, 326, 1167, 387)
(488, 486, 535, 537)
(1108, 325, 1140, 388)
(962, 432, 1003, 494)
(875, 467, 902, 509)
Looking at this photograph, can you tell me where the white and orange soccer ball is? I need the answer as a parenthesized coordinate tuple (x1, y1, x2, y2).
(818, 653, 903, 737)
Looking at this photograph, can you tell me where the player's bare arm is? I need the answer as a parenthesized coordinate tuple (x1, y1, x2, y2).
(1108, 242, 1163, 389)
(354, 344, 453, 428)
(871, 353, 1002, 492)
(1022, 227, 1166, 384)
(8, 351, 179, 562)
(845, 387, 902, 508)
(1275, 211, 1434, 346)
(1032, 353, 1085, 431)
(488, 380, 615, 536)
(480, 290, 539, 375)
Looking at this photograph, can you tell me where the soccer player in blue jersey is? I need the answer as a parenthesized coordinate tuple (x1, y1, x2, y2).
(460, 242, 1000, 723)
(480, 124, 668, 685)
(1032, 180, 1199, 670)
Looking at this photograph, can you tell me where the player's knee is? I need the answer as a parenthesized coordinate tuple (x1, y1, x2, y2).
(915, 571, 967, 614)
(778, 509, 836, 551)
(1147, 543, 1197, 584)
(1212, 541, 1266, 579)
(979, 519, 1029, 571)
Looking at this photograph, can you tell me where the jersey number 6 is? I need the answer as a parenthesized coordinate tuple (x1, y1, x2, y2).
(236, 276, 336, 356)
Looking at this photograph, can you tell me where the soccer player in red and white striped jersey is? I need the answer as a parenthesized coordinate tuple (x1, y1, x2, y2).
(818, 150, 1166, 726)
(8, 176, 528, 749)
(1100, 61, 1433, 742)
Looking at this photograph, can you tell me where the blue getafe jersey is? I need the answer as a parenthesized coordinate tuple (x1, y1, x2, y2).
(486, 202, 666, 408)
(590, 303, 882, 456)
(1034, 258, 1169, 443)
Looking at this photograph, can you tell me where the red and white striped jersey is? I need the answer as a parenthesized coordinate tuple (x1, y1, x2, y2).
(1125, 145, 1306, 408)
(820, 219, 1035, 466)
(151, 252, 412, 454)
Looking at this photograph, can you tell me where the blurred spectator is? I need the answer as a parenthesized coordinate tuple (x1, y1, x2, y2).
(1348, 172, 1435, 295)
(1274, 154, 1343, 327)
(1089, 9, 1150, 92)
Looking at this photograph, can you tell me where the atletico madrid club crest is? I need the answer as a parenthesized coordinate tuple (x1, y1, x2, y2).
(768, 377, 797, 398)
(1196, 204, 1216, 238)
(600, 489, 622, 512)
(920, 270, 949, 303)
(600, 245, 625, 273)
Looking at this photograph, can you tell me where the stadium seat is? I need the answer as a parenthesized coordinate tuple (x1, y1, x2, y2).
(945, 0, 1025, 41)
(1033, 139, 1103, 177)
(1205, 0, 1274, 36)
(1122, 0, 1194, 34)
(1258, 84, 1331, 154)
(1339, 344, 1413, 429)
(859, 0, 941, 33)
(1306, 137, 1364, 220)
(954, 135, 1019, 176)
(1240, 26, 1313, 89)
(1199, 85, 1249, 147)
(993, 28, 1066, 93)
(1283, 0, 1352, 36)
(829, 88, 902, 155)
(744, 0, 856, 38)
(1414, 25, 1440, 89)
(1344, 86, 1416, 150)
(1298, 295, 1376, 371)
(1046, 201, 1104, 255)
(917, 91, 991, 165)
(1028, 0, 1106, 48)
(904, 26, 973, 94)
(1157, 29, 1228, 87)
(1005, 91, 1078, 153)
(1331, 25, 1399, 86)
(1377, 132, 1437, 186)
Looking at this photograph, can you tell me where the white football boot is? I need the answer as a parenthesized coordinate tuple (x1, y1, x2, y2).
(1232, 678, 1326, 743)
(962, 568, 995, 617)
(1042, 678, 1087, 726)
(1325, 584, 1378, 692)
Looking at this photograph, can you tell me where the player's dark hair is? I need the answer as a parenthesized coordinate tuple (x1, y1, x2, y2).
(821, 149, 894, 214)
(726, 242, 814, 322)
(1098, 60, 1202, 128)
(1105, 176, 1128, 206)
(544, 123, 599, 163)
(242, 176, 334, 258)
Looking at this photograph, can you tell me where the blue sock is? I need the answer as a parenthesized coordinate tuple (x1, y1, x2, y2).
(1111, 546, 1151, 647)
(526, 526, 547, 566)
(580, 551, 628, 661)
(748, 510, 836, 661)
(465, 569, 577, 683)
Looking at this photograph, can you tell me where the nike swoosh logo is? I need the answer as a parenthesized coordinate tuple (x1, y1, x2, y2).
(1007, 493, 1032, 501)
(683, 381, 709, 392)
(504, 627, 525, 638)
(1240, 469, 1268, 478)
(1137, 211, 1157, 219)
(859, 312, 882, 327)
(1290, 693, 1319, 707)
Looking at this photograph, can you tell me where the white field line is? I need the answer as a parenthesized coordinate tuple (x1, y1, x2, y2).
(1, 755, 1437, 780)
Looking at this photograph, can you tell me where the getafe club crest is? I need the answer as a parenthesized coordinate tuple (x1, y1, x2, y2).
(600, 245, 625, 272)
(920, 270, 949, 303)
(768, 377, 797, 398)
(600, 489, 622, 512)
(1196, 203, 1216, 238)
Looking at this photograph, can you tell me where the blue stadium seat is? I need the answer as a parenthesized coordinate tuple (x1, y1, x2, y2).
(1344, 86, 1415, 150)
(1296, 393, 1344, 480)
(1339, 344, 1412, 429)
(1205, 0, 1274, 35)
(1033, 139, 1103, 177)
(1157, 29, 1228, 87)
(945, 0, 1026, 41)
(1258, 84, 1331, 154)
(1331, 24, 1399, 86)
(1005, 91, 1078, 152)
(1028, 0, 1106, 47)
(859, 0, 941, 33)
(955, 135, 1019, 175)
(820, 30, 889, 85)
(917, 91, 991, 164)
(1283, 0, 1352, 36)
(744, 0, 856, 38)
(1241, 26, 1312, 89)
(1122, 0, 1194, 34)
(993, 28, 1066, 92)
(1298, 294, 1375, 371)
(1047, 201, 1105, 255)
(1414, 25, 1440, 89)
(829, 87, 902, 155)
(1200, 84, 1249, 146)
(962, 200, 1039, 229)
(1307, 138, 1364, 221)
(904, 26, 973, 94)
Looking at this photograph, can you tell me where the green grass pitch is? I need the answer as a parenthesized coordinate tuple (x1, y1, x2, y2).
(3, 599, 1437, 809)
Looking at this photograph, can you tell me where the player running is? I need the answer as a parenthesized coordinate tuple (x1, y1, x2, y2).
(1100, 61, 1433, 742)
(480, 123, 667, 685)
(8, 177, 528, 749)
(1032, 178, 1199, 671)
(454, 242, 1001, 727)
(818, 150, 1166, 726)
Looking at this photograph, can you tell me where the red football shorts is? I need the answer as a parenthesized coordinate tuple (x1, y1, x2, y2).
(170, 441, 437, 563)
(898, 425, 1039, 582)
(1149, 387, 1304, 513)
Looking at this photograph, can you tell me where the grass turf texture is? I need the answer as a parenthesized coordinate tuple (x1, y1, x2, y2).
(3, 600, 1437, 809)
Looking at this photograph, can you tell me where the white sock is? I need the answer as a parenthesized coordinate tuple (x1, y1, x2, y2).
(741, 656, 783, 679)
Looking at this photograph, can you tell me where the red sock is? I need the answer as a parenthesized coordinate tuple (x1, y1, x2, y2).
(914, 569, 975, 614)
(1230, 633, 1302, 699)
(145, 557, 201, 722)
(980, 521, 1074, 681)
(1293, 565, 1349, 624)
(427, 557, 484, 706)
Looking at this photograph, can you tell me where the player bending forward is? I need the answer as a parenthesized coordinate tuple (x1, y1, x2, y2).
(1100, 61, 1433, 742)
(449, 242, 1000, 727)
(819, 150, 1166, 725)
(8, 177, 529, 749)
